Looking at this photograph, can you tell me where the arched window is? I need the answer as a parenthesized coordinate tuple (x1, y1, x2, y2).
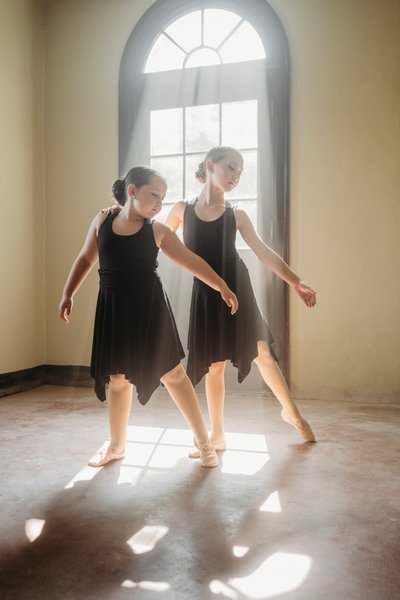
(120, 0, 291, 379)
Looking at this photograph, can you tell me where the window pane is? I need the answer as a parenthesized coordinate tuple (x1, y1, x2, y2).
(150, 156, 183, 200)
(222, 100, 257, 149)
(185, 153, 204, 200)
(155, 202, 174, 226)
(220, 21, 266, 64)
(145, 34, 186, 73)
(185, 104, 219, 153)
(226, 150, 257, 199)
(151, 109, 183, 155)
(204, 9, 241, 48)
(164, 11, 201, 53)
(185, 48, 221, 68)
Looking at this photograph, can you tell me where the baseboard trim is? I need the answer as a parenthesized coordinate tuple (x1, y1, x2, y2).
(0, 366, 46, 398)
(44, 365, 92, 387)
(290, 384, 400, 404)
(0, 365, 92, 398)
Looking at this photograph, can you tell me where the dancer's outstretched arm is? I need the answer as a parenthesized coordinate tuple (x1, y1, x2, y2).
(235, 209, 316, 308)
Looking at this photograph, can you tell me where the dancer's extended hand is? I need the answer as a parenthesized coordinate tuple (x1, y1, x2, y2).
(220, 286, 239, 315)
(294, 281, 316, 308)
(59, 295, 73, 323)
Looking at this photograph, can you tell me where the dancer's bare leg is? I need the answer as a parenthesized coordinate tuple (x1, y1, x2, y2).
(205, 361, 226, 444)
(253, 342, 301, 420)
(253, 341, 315, 442)
(89, 374, 132, 466)
(161, 364, 218, 466)
(161, 364, 209, 444)
(108, 374, 133, 453)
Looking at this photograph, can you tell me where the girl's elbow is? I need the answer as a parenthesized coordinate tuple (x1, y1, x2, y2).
(81, 254, 96, 269)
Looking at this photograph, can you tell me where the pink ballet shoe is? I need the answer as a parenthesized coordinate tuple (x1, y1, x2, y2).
(194, 439, 219, 468)
(189, 437, 226, 459)
(281, 409, 316, 443)
(88, 447, 125, 467)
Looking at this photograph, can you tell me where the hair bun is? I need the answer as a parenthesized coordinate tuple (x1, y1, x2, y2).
(195, 162, 206, 183)
(112, 178, 126, 205)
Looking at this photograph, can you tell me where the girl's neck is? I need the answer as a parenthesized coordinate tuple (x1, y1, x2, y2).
(198, 184, 225, 206)
(120, 199, 144, 222)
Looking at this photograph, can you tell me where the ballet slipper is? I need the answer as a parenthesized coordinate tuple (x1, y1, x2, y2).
(88, 447, 126, 467)
(281, 409, 316, 443)
(189, 437, 226, 459)
(195, 439, 219, 468)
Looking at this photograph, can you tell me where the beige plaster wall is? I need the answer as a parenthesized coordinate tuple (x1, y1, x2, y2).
(0, 0, 46, 373)
(270, 0, 400, 398)
(45, 0, 151, 365)
(44, 0, 399, 399)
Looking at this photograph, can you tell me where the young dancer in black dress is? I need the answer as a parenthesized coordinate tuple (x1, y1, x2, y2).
(166, 147, 316, 453)
(58, 166, 238, 468)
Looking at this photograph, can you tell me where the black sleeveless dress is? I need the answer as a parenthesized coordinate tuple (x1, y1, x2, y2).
(183, 200, 277, 386)
(90, 213, 184, 404)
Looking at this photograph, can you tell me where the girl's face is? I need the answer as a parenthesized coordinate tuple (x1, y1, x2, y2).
(128, 176, 167, 218)
(208, 152, 243, 192)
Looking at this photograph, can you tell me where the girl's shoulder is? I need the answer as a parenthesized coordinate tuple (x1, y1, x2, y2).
(152, 219, 171, 237)
(171, 200, 189, 225)
(170, 199, 186, 216)
(152, 219, 176, 248)
(93, 210, 110, 236)
(229, 206, 253, 230)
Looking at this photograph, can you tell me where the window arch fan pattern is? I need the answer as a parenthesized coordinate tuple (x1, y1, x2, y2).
(145, 9, 266, 72)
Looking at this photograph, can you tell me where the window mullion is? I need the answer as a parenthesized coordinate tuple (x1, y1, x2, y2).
(162, 31, 188, 56)
(219, 103, 222, 145)
(216, 19, 244, 52)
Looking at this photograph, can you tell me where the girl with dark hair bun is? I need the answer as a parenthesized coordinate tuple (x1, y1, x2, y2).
(166, 146, 317, 453)
(58, 165, 238, 468)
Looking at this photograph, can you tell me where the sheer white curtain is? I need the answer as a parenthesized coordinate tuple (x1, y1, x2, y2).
(119, 1, 290, 385)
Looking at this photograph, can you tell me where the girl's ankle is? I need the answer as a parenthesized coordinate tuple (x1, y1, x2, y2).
(108, 445, 125, 454)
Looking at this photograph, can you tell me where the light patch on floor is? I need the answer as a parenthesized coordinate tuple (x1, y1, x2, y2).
(259, 490, 282, 513)
(232, 545, 250, 557)
(64, 426, 270, 486)
(228, 551, 313, 598)
(126, 525, 169, 554)
(25, 519, 45, 542)
(121, 579, 170, 591)
(221, 449, 269, 475)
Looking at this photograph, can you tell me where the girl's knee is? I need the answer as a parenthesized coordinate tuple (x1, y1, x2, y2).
(254, 342, 274, 365)
(109, 374, 131, 391)
(160, 363, 187, 386)
(208, 361, 226, 375)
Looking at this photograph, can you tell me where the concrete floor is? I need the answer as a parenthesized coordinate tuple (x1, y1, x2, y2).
(0, 386, 399, 600)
